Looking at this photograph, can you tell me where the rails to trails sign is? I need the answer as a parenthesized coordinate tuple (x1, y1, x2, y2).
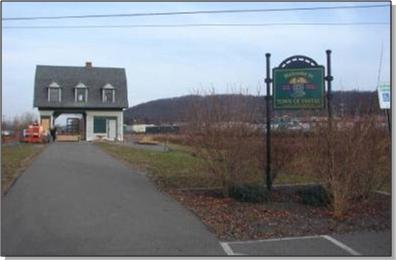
(273, 67, 325, 109)
(263, 52, 332, 191)
(377, 83, 390, 109)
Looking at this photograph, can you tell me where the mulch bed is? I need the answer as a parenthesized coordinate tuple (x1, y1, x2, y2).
(167, 188, 391, 241)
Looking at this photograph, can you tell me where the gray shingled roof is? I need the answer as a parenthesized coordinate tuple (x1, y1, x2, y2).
(34, 65, 128, 109)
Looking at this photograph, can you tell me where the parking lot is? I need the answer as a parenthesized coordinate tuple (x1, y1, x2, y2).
(220, 230, 391, 256)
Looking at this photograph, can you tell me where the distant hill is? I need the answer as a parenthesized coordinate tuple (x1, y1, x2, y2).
(124, 91, 381, 124)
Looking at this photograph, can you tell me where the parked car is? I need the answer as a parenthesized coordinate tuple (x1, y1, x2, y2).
(2, 130, 13, 136)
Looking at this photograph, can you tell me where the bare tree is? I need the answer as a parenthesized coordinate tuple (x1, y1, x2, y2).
(7, 112, 38, 131)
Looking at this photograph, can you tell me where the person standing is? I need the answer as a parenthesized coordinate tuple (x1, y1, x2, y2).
(50, 126, 57, 142)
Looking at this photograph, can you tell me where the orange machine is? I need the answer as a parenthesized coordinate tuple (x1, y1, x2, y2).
(20, 122, 48, 143)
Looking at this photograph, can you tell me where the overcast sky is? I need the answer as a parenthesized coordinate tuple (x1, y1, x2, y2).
(2, 2, 391, 119)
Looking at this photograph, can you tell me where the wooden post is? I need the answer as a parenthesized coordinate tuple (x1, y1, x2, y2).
(265, 53, 272, 191)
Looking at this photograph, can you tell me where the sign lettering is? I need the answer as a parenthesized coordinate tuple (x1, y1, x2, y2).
(273, 67, 325, 109)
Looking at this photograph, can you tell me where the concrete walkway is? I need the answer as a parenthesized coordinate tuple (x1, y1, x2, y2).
(1, 142, 224, 256)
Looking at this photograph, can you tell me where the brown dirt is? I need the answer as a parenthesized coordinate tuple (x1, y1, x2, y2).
(167, 188, 391, 241)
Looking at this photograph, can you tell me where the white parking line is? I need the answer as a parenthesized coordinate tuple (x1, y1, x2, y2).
(375, 190, 391, 196)
(219, 242, 235, 255)
(225, 234, 323, 245)
(321, 235, 361, 256)
(221, 235, 325, 256)
(220, 242, 246, 256)
(221, 234, 361, 256)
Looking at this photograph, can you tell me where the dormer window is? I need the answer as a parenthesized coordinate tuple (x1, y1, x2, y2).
(102, 83, 115, 103)
(74, 82, 88, 103)
(48, 81, 61, 102)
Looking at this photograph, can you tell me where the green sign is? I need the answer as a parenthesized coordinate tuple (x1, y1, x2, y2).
(273, 67, 325, 109)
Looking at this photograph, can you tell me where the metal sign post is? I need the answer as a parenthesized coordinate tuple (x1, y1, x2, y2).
(265, 53, 272, 191)
(324, 50, 334, 182)
(386, 109, 391, 136)
(325, 50, 334, 126)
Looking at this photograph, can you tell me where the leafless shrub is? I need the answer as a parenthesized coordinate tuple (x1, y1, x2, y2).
(301, 116, 390, 218)
(184, 89, 265, 197)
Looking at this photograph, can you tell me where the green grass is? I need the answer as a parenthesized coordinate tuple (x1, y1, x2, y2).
(2, 144, 46, 194)
(96, 142, 220, 189)
(166, 143, 319, 185)
(96, 142, 318, 190)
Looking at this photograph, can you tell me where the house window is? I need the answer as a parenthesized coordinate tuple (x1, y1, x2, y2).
(76, 88, 87, 102)
(75, 82, 88, 103)
(103, 89, 114, 103)
(93, 117, 106, 133)
(102, 84, 115, 103)
(48, 81, 61, 102)
(49, 88, 60, 102)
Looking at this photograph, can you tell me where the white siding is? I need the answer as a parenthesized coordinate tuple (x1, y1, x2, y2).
(119, 111, 124, 140)
(86, 110, 124, 141)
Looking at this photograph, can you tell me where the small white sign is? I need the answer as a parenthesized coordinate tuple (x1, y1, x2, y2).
(377, 83, 390, 109)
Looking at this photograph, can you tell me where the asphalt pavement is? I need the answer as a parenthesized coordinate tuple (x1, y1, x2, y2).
(1, 142, 224, 256)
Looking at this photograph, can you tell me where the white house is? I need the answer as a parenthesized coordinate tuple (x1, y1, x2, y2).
(33, 62, 129, 141)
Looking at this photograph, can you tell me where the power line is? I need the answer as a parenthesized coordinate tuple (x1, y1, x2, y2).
(3, 22, 389, 29)
(2, 4, 389, 21)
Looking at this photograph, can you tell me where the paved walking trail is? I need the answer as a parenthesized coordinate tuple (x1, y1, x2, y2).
(2, 142, 224, 256)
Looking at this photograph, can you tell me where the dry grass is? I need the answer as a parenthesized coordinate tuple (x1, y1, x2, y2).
(1, 143, 46, 194)
(135, 135, 160, 145)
